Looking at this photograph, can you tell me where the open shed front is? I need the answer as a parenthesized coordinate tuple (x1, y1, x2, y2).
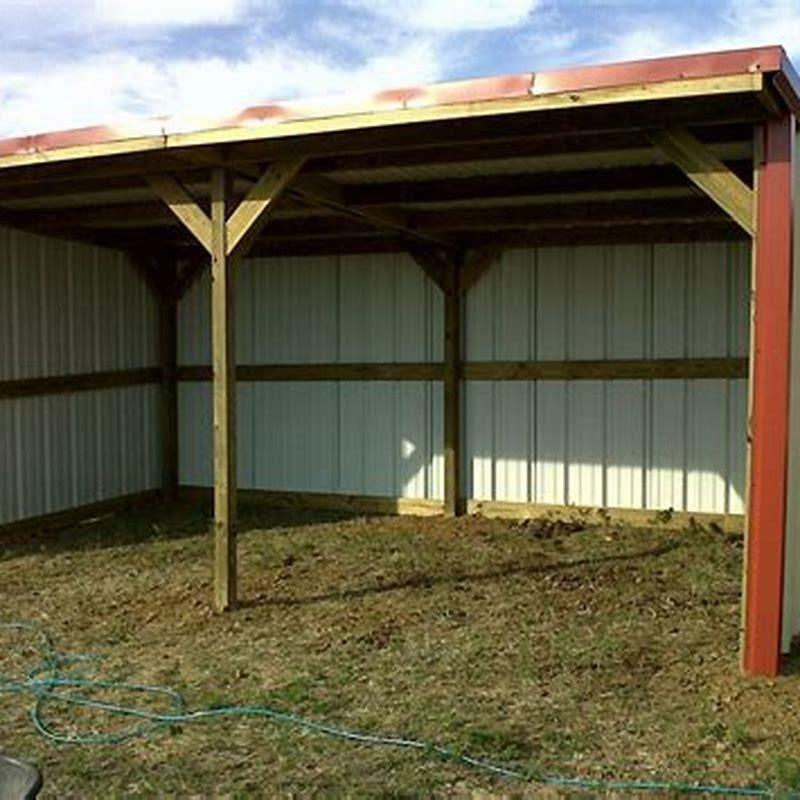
(0, 46, 798, 677)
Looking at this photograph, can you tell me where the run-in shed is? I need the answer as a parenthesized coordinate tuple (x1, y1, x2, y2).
(0, 46, 797, 676)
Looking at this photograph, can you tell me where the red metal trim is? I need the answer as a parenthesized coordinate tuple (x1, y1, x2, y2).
(744, 114, 795, 677)
(0, 46, 794, 161)
(531, 46, 783, 95)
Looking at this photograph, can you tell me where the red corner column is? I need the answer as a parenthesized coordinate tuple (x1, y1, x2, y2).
(743, 115, 796, 677)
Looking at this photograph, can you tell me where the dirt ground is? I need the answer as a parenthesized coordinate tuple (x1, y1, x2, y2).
(1, 500, 800, 798)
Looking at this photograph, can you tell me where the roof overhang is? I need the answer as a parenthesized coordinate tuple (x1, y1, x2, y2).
(0, 45, 794, 259)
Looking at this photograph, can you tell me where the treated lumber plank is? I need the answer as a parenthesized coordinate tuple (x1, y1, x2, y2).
(410, 249, 454, 294)
(174, 358, 747, 383)
(0, 490, 162, 537)
(649, 127, 756, 235)
(462, 357, 748, 381)
(159, 259, 179, 501)
(460, 247, 503, 294)
(210, 168, 237, 612)
(0, 368, 161, 399)
(226, 158, 304, 259)
(147, 173, 213, 252)
(443, 264, 462, 516)
(177, 363, 444, 382)
(289, 174, 454, 249)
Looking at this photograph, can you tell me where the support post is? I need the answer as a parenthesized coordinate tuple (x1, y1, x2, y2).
(159, 259, 179, 500)
(211, 168, 237, 611)
(743, 115, 795, 676)
(147, 161, 302, 611)
(444, 260, 462, 516)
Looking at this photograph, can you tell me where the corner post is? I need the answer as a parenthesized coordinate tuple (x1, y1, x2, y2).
(211, 168, 237, 611)
(444, 259, 462, 516)
(743, 115, 795, 676)
(159, 257, 179, 500)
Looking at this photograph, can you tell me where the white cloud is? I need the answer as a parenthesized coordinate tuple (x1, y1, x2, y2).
(0, 40, 443, 137)
(345, 0, 541, 31)
(595, 0, 800, 64)
(93, 0, 249, 27)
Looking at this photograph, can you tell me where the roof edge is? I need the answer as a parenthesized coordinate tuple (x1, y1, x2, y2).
(0, 45, 793, 165)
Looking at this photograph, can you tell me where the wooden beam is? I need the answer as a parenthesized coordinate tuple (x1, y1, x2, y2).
(211, 168, 237, 612)
(409, 249, 454, 294)
(463, 357, 748, 381)
(466, 499, 743, 533)
(443, 259, 462, 516)
(0, 490, 162, 537)
(308, 125, 751, 174)
(460, 247, 503, 294)
(344, 162, 751, 207)
(147, 174, 213, 253)
(0, 368, 160, 400)
(289, 174, 454, 250)
(179, 363, 444, 382)
(226, 158, 304, 259)
(159, 259, 179, 501)
(649, 127, 756, 235)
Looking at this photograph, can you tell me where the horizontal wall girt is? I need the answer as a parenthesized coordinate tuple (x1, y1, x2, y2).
(175, 358, 748, 383)
(0, 368, 161, 400)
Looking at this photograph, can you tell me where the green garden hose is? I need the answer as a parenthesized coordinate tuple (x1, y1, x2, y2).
(0, 622, 787, 797)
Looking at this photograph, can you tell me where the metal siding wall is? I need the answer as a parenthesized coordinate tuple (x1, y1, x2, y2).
(784, 125, 800, 651)
(0, 227, 161, 525)
(464, 242, 749, 515)
(177, 253, 444, 499)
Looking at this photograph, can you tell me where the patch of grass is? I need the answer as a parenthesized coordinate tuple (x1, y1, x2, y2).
(1, 502, 799, 796)
(773, 756, 800, 794)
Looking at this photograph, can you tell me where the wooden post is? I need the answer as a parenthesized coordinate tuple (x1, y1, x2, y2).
(444, 260, 461, 516)
(159, 258, 179, 500)
(211, 168, 237, 611)
(147, 161, 304, 611)
(742, 115, 795, 676)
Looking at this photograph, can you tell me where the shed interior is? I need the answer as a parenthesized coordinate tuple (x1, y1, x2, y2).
(0, 46, 797, 676)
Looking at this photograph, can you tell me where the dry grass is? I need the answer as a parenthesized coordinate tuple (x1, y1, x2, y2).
(2, 500, 800, 798)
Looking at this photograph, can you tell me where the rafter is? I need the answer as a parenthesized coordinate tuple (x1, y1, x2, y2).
(649, 127, 756, 236)
(287, 174, 455, 250)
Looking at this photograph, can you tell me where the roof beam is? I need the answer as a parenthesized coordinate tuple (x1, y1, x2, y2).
(649, 127, 756, 236)
(287, 174, 455, 250)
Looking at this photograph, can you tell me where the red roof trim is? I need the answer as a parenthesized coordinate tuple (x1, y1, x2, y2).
(0, 45, 793, 161)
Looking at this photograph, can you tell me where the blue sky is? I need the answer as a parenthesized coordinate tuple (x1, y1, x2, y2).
(0, 0, 798, 137)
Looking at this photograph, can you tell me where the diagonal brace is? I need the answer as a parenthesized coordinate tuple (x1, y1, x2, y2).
(148, 159, 305, 260)
(649, 127, 755, 236)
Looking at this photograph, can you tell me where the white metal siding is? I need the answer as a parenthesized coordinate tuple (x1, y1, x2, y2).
(178, 253, 444, 498)
(177, 243, 749, 512)
(784, 126, 800, 652)
(464, 242, 750, 514)
(0, 227, 161, 525)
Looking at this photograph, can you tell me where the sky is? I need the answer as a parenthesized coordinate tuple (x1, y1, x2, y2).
(0, 0, 798, 138)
